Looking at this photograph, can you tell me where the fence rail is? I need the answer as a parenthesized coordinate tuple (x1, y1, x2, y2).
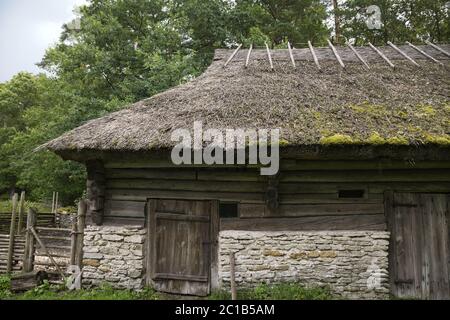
(0, 212, 55, 234)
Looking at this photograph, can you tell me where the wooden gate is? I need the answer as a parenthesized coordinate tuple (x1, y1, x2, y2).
(146, 199, 219, 296)
(387, 192, 450, 299)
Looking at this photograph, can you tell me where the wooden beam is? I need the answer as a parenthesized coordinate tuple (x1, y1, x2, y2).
(387, 41, 420, 67)
(425, 40, 450, 58)
(327, 39, 345, 68)
(368, 42, 395, 68)
(287, 41, 296, 68)
(265, 42, 274, 70)
(348, 44, 370, 69)
(406, 42, 443, 65)
(245, 44, 253, 68)
(224, 44, 242, 67)
(308, 41, 321, 70)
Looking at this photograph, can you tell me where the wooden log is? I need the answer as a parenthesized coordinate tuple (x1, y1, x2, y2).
(387, 41, 420, 67)
(220, 214, 387, 231)
(406, 42, 443, 65)
(368, 42, 395, 68)
(425, 40, 450, 58)
(17, 191, 25, 235)
(348, 44, 370, 69)
(245, 44, 253, 68)
(308, 41, 321, 70)
(23, 208, 36, 272)
(224, 44, 242, 67)
(327, 39, 345, 68)
(6, 194, 18, 273)
(10, 271, 48, 292)
(265, 42, 274, 70)
(287, 42, 296, 68)
(230, 253, 237, 300)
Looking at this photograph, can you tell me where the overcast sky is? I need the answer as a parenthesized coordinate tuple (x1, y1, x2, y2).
(0, 0, 87, 82)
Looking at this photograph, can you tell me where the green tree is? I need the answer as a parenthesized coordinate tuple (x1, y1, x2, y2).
(229, 0, 329, 47)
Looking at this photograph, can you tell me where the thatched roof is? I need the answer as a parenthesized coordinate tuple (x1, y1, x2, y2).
(43, 44, 450, 158)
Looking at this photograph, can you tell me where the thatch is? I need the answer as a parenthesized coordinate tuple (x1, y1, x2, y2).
(43, 44, 450, 155)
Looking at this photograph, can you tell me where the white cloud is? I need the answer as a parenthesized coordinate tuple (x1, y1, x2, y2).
(0, 0, 87, 82)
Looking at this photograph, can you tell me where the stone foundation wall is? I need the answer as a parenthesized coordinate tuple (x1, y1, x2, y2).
(82, 226, 146, 290)
(218, 230, 390, 299)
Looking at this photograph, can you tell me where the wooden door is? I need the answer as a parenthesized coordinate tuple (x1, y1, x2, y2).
(146, 199, 219, 296)
(387, 193, 450, 299)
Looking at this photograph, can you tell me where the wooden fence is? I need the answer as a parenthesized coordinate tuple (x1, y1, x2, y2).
(0, 193, 86, 286)
(0, 234, 25, 273)
(22, 202, 86, 284)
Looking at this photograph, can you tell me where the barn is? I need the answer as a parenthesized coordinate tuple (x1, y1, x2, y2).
(42, 43, 450, 299)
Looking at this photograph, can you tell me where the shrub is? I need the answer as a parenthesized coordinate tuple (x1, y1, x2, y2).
(0, 275, 12, 299)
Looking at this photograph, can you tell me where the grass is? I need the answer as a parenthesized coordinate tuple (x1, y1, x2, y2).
(1, 275, 335, 300)
(0, 276, 159, 300)
(209, 283, 335, 300)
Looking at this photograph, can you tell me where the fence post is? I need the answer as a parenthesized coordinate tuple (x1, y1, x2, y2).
(230, 252, 237, 300)
(17, 191, 26, 235)
(6, 194, 19, 273)
(23, 208, 37, 273)
(70, 213, 78, 266)
(74, 200, 86, 268)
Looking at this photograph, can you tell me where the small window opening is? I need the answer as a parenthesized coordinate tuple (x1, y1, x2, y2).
(219, 202, 239, 218)
(338, 189, 365, 199)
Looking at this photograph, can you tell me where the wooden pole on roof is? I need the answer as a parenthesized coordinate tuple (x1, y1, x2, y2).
(265, 42, 274, 70)
(425, 40, 450, 58)
(287, 41, 296, 68)
(245, 44, 253, 68)
(406, 41, 443, 65)
(308, 41, 321, 70)
(327, 39, 345, 68)
(348, 44, 370, 69)
(387, 41, 420, 67)
(368, 42, 395, 68)
(224, 44, 242, 67)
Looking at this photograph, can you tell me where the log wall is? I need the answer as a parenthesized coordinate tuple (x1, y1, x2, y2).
(98, 159, 450, 230)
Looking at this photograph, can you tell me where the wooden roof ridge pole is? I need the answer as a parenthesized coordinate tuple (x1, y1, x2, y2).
(308, 41, 321, 70)
(425, 40, 450, 57)
(265, 42, 274, 71)
(327, 39, 345, 68)
(368, 42, 395, 68)
(287, 41, 296, 68)
(387, 41, 420, 67)
(224, 44, 242, 67)
(245, 43, 253, 68)
(425, 40, 450, 58)
(348, 44, 370, 69)
(406, 41, 443, 65)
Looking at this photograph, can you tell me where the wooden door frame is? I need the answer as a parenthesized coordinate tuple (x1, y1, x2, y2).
(144, 198, 220, 293)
